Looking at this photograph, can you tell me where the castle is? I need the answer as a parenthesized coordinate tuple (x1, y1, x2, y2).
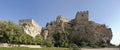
(45, 11, 112, 45)
(19, 11, 112, 45)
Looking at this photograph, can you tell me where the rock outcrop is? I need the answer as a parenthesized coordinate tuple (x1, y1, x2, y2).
(41, 29, 48, 40)
(18, 11, 113, 46)
(19, 19, 42, 37)
(45, 11, 112, 45)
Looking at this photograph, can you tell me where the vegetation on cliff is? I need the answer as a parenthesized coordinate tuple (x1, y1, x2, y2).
(45, 11, 113, 48)
(0, 19, 114, 48)
(52, 30, 114, 48)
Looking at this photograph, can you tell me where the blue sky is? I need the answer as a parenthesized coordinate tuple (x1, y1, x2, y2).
(0, 0, 120, 45)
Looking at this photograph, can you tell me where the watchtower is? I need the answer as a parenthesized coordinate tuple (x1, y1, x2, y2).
(75, 11, 89, 24)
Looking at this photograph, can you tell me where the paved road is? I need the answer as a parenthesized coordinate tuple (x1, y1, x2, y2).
(81, 48, 119, 50)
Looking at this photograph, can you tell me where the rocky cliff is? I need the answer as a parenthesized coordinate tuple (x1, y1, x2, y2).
(18, 11, 113, 46)
(45, 11, 112, 45)
(19, 19, 42, 37)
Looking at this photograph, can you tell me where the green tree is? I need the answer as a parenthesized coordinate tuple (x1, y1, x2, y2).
(0, 20, 28, 44)
(19, 33, 34, 44)
(53, 31, 71, 47)
(81, 41, 88, 47)
(44, 39, 53, 47)
(35, 34, 43, 45)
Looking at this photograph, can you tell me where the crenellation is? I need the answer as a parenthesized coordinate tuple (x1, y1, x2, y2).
(75, 11, 89, 25)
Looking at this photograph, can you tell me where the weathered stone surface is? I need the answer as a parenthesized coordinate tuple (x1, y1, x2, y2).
(18, 11, 113, 46)
(19, 19, 42, 37)
(45, 15, 71, 39)
(45, 11, 112, 45)
(41, 29, 48, 40)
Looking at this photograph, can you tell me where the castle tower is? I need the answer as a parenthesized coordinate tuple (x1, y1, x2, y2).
(75, 11, 89, 24)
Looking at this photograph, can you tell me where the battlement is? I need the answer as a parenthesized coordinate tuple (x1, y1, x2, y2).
(75, 11, 89, 22)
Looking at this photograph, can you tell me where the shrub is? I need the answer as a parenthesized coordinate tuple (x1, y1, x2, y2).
(81, 41, 88, 47)
(35, 34, 43, 45)
(44, 39, 53, 47)
(70, 43, 79, 48)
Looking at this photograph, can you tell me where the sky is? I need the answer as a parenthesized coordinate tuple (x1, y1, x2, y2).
(0, 0, 120, 45)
